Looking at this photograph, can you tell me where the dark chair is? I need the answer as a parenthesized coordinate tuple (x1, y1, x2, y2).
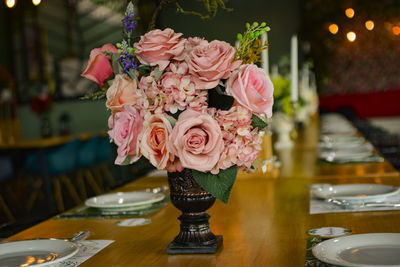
(0, 157, 15, 221)
(76, 136, 103, 199)
(24, 139, 82, 212)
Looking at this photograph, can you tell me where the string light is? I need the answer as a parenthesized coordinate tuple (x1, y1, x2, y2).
(393, 26, 400, 35)
(5, 0, 16, 8)
(345, 8, 355, 18)
(328, 24, 339, 34)
(32, 0, 41, 5)
(365, 20, 374, 31)
(347, 31, 356, 42)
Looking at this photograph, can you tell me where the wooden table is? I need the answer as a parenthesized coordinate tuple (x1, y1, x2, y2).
(240, 115, 400, 179)
(7, 174, 400, 266)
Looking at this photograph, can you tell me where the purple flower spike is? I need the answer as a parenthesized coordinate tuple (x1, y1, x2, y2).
(122, 13, 136, 32)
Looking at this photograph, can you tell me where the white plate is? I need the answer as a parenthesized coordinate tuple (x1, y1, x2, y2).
(312, 233, 400, 266)
(319, 145, 374, 161)
(312, 184, 400, 202)
(0, 239, 79, 266)
(85, 191, 165, 210)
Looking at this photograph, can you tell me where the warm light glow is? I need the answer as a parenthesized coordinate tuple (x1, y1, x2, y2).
(347, 31, 356, 42)
(345, 8, 355, 18)
(32, 0, 41, 5)
(5, 0, 15, 8)
(328, 24, 339, 34)
(393, 26, 400, 35)
(365, 20, 374, 31)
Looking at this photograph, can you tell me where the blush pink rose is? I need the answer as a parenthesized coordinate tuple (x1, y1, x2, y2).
(108, 105, 144, 165)
(140, 114, 178, 171)
(174, 37, 209, 61)
(226, 64, 274, 117)
(186, 40, 241, 89)
(81, 43, 117, 86)
(168, 109, 224, 172)
(106, 74, 139, 112)
(134, 28, 185, 71)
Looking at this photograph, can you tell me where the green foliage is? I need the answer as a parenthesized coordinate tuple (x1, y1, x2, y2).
(250, 114, 268, 132)
(192, 165, 238, 203)
(272, 75, 291, 99)
(235, 22, 270, 64)
(80, 88, 107, 100)
(176, 0, 232, 20)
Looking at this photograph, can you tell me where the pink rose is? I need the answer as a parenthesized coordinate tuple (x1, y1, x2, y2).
(108, 105, 144, 165)
(81, 43, 117, 86)
(134, 28, 185, 71)
(226, 64, 274, 117)
(106, 74, 139, 112)
(186, 40, 241, 89)
(140, 114, 178, 171)
(174, 37, 208, 61)
(168, 109, 224, 172)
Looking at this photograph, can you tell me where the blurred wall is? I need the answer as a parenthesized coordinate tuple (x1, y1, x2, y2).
(18, 100, 109, 139)
(160, 0, 301, 66)
(7, 0, 302, 139)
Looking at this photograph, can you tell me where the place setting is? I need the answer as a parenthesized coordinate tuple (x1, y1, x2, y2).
(306, 230, 400, 267)
(309, 183, 400, 214)
(318, 134, 384, 163)
(57, 187, 169, 219)
(0, 230, 115, 267)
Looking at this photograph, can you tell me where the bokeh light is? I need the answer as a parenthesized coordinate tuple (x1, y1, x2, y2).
(328, 24, 339, 34)
(32, 0, 41, 5)
(5, 0, 16, 8)
(347, 31, 356, 42)
(393, 26, 400, 35)
(365, 20, 374, 31)
(345, 8, 355, 18)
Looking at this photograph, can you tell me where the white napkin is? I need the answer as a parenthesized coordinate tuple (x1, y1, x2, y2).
(309, 185, 400, 214)
(59, 240, 114, 266)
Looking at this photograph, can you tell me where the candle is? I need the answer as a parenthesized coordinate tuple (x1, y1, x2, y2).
(261, 32, 269, 74)
(301, 63, 309, 92)
(290, 35, 298, 102)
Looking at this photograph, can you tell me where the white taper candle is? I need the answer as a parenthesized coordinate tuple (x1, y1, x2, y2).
(290, 35, 298, 102)
(261, 32, 269, 74)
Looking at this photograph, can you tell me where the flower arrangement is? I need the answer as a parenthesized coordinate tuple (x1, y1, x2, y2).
(81, 2, 274, 203)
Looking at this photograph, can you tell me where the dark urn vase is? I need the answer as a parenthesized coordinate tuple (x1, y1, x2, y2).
(167, 168, 222, 254)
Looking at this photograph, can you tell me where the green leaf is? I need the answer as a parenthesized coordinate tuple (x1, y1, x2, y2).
(127, 69, 138, 81)
(251, 114, 268, 131)
(119, 155, 132, 166)
(138, 64, 151, 77)
(111, 53, 122, 74)
(192, 165, 238, 204)
(207, 87, 234, 111)
(153, 67, 163, 81)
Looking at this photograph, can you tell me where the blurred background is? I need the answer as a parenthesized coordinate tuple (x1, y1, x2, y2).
(1, 0, 400, 235)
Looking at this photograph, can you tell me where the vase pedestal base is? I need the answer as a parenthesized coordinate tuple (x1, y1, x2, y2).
(167, 235, 223, 254)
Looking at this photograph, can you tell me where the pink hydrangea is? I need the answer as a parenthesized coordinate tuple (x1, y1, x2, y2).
(212, 106, 262, 173)
(137, 74, 166, 114)
(160, 72, 208, 114)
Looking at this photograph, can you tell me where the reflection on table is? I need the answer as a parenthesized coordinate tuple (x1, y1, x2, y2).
(6, 174, 400, 266)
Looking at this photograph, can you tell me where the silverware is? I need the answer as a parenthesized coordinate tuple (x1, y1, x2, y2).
(327, 198, 400, 208)
(68, 230, 90, 242)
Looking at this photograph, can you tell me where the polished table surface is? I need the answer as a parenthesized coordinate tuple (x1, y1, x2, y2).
(7, 175, 400, 266)
(240, 116, 400, 179)
(6, 117, 400, 266)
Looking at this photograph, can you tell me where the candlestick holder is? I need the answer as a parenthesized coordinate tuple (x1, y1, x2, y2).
(291, 100, 303, 132)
